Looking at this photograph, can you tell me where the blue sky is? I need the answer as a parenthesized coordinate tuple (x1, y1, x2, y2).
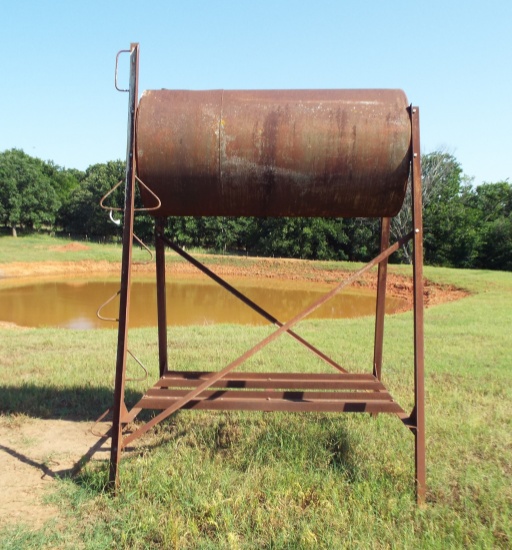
(1, 1, 510, 186)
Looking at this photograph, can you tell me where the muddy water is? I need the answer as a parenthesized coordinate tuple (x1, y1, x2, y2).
(0, 275, 406, 329)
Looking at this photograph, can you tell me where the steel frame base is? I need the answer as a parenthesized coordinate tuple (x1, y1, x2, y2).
(108, 42, 425, 505)
(131, 371, 406, 414)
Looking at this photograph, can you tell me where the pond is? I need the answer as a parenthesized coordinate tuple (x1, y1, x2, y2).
(0, 275, 406, 329)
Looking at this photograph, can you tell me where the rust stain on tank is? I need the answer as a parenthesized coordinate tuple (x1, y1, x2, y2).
(136, 89, 412, 218)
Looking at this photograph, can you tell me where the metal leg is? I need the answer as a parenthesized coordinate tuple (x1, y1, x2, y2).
(155, 217, 168, 376)
(109, 43, 139, 489)
(411, 106, 426, 505)
(373, 217, 390, 381)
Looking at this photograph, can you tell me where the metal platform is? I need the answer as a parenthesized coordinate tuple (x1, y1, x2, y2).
(134, 371, 406, 414)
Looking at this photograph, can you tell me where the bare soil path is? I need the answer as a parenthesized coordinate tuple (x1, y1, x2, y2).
(0, 417, 110, 530)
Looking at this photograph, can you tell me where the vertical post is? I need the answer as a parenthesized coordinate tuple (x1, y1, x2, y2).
(109, 43, 139, 489)
(410, 106, 426, 505)
(155, 217, 168, 376)
(373, 217, 390, 381)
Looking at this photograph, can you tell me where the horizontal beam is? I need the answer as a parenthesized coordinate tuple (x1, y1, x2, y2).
(156, 371, 386, 391)
(145, 388, 395, 402)
(135, 393, 404, 414)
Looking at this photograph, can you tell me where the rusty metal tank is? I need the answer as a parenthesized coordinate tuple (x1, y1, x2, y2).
(135, 89, 411, 218)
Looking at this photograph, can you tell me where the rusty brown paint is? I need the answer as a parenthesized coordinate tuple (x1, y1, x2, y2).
(373, 217, 391, 380)
(136, 89, 411, 218)
(135, 391, 405, 414)
(109, 43, 139, 489)
(121, 231, 413, 449)
(155, 218, 168, 376)
(160, 233, 347, 373)
(109, 44, 425, 504)
(410, 107, 426, 505)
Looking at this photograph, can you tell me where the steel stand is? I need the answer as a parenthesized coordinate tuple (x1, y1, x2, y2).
(410, 106, 426, 504)
(108, 43, 425, 504)
(109, 43, 139, 489)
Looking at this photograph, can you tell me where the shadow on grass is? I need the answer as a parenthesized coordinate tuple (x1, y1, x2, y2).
(0, 432, 111, 482)
(1, 385, 363, 494)
(71, 413, 363, 497)
(0, 383, 142, 420)
(171, 411, 362, 482)
(326, 429, 360, 481)
(0, 442, 68, 479)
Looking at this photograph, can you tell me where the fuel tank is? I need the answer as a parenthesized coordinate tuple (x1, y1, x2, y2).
(135, 89, 411, 218)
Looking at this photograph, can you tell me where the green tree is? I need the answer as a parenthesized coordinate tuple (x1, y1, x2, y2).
(248, 217, 350, 260)
(0, 149, 60, 236)
(472, 181, 512, 270)
(166, 216, 204, 249)
(422, 153, 481, 268)
(60, 160, 125, 238)
(41, 162, 84, 229)
(341, 218, 379, 262)
(391, 150, 470, 264)
(42, 161, 83, 204)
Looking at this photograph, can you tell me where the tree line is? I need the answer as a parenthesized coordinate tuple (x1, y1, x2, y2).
(0, 148, 510, 270)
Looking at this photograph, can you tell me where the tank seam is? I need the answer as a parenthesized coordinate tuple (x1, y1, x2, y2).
(219, 90, 224, 191)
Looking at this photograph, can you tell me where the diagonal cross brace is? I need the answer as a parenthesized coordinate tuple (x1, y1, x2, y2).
(159, 232, 347, 373)
(122, 231, 413, 448)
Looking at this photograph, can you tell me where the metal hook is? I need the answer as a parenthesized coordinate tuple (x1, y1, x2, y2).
(99, 180, 123, 212)
(109, 209, 121, 226)
(133, 232, 154, 262)
(134, 176, 162, 212)
(96, 291, 148, 382)
(115, 49, 130, 92)
(96, 290, 120, 322)
(99, 176, 162, 213)
(126, 349, 149, 382)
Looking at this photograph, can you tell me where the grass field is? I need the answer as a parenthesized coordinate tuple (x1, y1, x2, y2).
(0, 234, 511, 548)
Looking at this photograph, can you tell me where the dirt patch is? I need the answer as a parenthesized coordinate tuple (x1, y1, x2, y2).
(0, 321, 29, 330)
(166, 257, 468, 312)
(0, 417, 110, 530)
(0, 260, 119, 278)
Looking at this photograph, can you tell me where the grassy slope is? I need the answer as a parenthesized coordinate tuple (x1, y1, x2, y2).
(0, 235, 511, 548)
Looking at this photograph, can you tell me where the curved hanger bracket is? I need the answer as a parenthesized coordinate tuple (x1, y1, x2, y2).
(133, 232, 153, 262)
(99, 176, 162, 213)
(115, 49, 130, 92)
(96, 290, 120, 323)
(109, 209, 121, 226)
